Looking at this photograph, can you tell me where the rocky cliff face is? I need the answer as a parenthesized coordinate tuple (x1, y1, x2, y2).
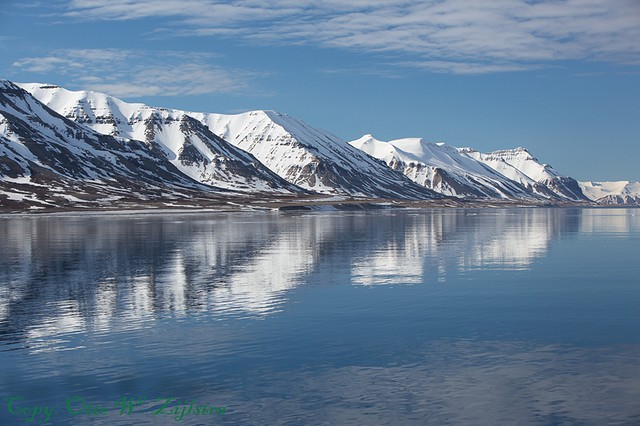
(594, 194, 640, 205)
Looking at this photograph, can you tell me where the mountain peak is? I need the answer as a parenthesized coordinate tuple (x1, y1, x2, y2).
(351, 134, 382, 145)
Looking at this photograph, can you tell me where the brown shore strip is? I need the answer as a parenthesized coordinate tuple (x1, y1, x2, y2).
(0, 191, 602, 215)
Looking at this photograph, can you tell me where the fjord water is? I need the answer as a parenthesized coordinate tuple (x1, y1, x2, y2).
(0, 208, 639, 425)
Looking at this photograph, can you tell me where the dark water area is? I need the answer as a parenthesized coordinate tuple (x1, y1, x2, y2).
(0, 208, 639, 425)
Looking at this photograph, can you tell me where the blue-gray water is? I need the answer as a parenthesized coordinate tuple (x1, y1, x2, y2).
(0, 208, 639, 425)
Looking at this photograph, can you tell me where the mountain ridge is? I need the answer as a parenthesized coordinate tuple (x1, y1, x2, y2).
(3, 79, 633, 210)
(17, 82, 303, 194)
(350, 134, 587, 201)
(579, 181, 640, 205)
(19, 83, 439, 200)
(461, 147, 586, 201)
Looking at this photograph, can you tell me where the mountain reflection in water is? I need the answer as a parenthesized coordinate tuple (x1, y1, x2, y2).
(1, 209, 585, 327)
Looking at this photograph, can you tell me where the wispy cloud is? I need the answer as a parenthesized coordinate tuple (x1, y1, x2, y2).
(400, 60, 535, 75)
(12, 56, 84, 73)
(62, 0, 640, 74)
(320, 67, 403, 79)
(11, 48, 259, 97)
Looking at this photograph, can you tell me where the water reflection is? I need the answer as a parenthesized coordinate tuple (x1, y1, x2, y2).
(1, 208, 639, 425)
(579, 208, 640, 235)
(351, 209, 569, 285)
(0, 208, 634, 349)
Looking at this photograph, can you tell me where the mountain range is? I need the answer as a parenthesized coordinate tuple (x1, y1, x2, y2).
(0, 80, 635, 211)
(579, 181, 640, 205)
(18, 82, 437, 200)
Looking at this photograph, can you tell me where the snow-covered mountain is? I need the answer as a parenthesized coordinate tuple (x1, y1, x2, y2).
(350, 135, 587, 201)
(19, 83, 300, 194)
(0, 80, 232, 210)
(3, 80, 609, 210)
(20, 83, 439, 200)
(350, 134, 536, 199)
(461, 147, 587, 201)
(579, 181, 640, 205)
(201, 111, 438, 198)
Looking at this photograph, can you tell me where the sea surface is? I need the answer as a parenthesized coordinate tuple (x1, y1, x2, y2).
(0, 208, 639, 425)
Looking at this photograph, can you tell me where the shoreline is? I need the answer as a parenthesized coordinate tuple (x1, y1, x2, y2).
(0, 195, 620, 216)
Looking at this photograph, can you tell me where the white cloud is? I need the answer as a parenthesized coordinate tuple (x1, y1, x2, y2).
(12, 56, 84, 73)
(63, 0, 640, 74)
(401, 60, 534, 75)
(320, 67, 403, 79)
(11, 48, 257, 97)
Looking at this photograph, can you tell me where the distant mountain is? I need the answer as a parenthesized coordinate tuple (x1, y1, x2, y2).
(579, 181, 640, 205)
(350, 134, 588, 201)
(350, 134, 535, 199)
(20, 83, 439, 200)
(462, 147, 588, 201)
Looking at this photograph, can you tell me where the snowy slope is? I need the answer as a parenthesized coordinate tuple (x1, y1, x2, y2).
(579, 181, 640, 205)
(19, 83, 299, 194)
(461, 147, 588, 201)
(0, 80, 229, 210)
(350, 135, 537, 199)
(21, 83, 438, 200)
(200, 111, 425, 196)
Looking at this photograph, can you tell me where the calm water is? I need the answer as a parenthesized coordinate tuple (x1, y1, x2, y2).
(0, 208, 639, 425)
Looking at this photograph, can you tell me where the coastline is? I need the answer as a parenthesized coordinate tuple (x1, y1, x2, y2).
(0, 194, 602, 216)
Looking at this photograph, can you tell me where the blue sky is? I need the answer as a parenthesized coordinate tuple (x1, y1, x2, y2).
(1, 0, 639, 181)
